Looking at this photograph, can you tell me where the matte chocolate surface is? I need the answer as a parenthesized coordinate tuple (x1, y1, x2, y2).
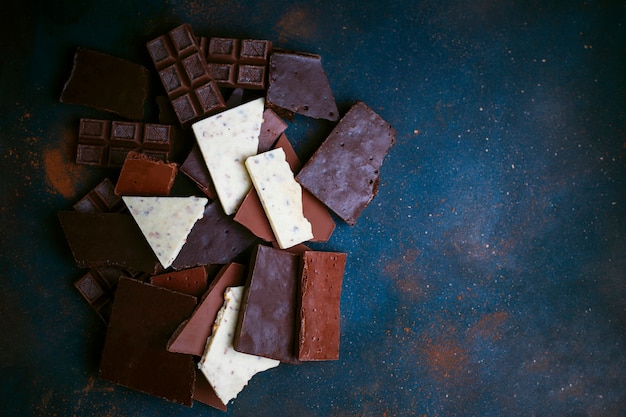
(193, 369, 227, 411)
(59, 47, 150, 120)
(76, 119, 172, 167)
(206, 38, 272, 89)
(180, 144, 217, 199)
(297, 251, 346, 361)
(257, 108, 287, 153)
(73, 178, 125, 213)
(150, 266, 208, 297)
(234, 245, 300, 363)
(147, 24, 225, 126)
(114, 151, 178, 196)
(99, 278, 197, 406)
(296, 101, 396, 225)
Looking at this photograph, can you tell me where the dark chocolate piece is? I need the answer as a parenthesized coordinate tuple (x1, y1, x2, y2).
(99, 278, 197, 406)
(194, 369, 227, 411)
(58, 211, 161, 274)
(266, 51, 338, 121)
(168, 263, 247, 356)
(73, 178, 125, 213)
(76, 119, 171, 167)
(150, 266, 208, 297)
(234, 245, 300, 363)
(297, 251, 347, 361)
(180, 145, 217, 199)
(206, 38, 272, 89)
(296, 101, 396, 225)
(59, 47, 150, 120)
(147, 24, 225, 126)
(258, 108, 287, 153)
(114, 151, 178, 196)
(171, 202, 258, 269)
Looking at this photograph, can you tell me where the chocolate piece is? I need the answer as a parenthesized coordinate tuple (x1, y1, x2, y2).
(76, 119, 171, 167)
(297, 251, 347, 361)
(147, 24, 225, 126)
(180, 145, 217, 199)
(59, 47, 150, 120)
(206, 38, 272, 89)
(194, 369, 227, 411)
(258, 108, 287, 153)
(171, 201, 258, 270)
(234, 245, 300, 363)
(99, 278, 197, 406)
(73, 178, 125, 213)
(150, 266, 208, 297)
(266, 51, 339, 121)
(168, 263, 247, 356)
(114, 152, 178, 196)
(296, 101, 396, 225)
(58, 211, 161, 274)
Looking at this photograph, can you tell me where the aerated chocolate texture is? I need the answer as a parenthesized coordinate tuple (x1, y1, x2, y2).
(205, 37, 272, 89)
(76, 119, 172, 167)
(147, 24, 225, 126)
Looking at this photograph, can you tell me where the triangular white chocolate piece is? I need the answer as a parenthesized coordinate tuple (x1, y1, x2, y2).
(198, 286, 279, 404)
(123, 196, 208, 268)
(192, 97, 265, 215)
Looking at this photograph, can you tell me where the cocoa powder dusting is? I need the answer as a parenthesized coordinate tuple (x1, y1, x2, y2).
(43, 132, 88, 199)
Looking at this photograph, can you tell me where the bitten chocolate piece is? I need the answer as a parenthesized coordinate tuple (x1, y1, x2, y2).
(266, 51, 339, 121)
(297, 251, 347, 361)
(206, 38, 272, 89)
(147, 24, 225, 126)
(99, 278, 197, 406)
(59, 47, 150, 120)
(168, 263, 247, 356)
(171, 202, 258, 270)
(114, 152, 178, 196)
(150, 266, 208, 297)
(73, 178, 124, 213)
(58, 211, 161, 274)
(234, 245, 300, 363)
(76, 119, 171, 167)
(296, 101, 396, 225)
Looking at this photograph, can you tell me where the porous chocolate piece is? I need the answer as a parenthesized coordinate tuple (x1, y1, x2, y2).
(114, 152, 178, 196)
(147, 24, 225, 126)
(180, 145, 217, 199)
(171, 202, 258, 270)
(59, 47, 150, 120)
(206, 38, 272, 89)
(99, 278, 197, 406)
(297, 251, 347, 361)
(296, 101, 396, 225)
(266, 51, 338, 121)
(234, 245, 300, 363)
(168, 263, 247, 356)
(58, 211, 161, 274)
(150, 266, 208, 297)
(73, 178, 124, 213)
(76, 119, 171, 167)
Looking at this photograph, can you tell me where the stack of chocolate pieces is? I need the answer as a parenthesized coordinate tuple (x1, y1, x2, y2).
(58, 23, 395, 410)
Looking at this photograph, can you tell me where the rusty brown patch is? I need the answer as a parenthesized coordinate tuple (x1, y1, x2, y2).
(467, 311, 509, 342)
(43, 131, 87, 199)
(275, 6, 317, 43)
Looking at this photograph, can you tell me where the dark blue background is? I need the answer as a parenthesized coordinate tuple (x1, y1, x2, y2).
(1, 1, 625, 416)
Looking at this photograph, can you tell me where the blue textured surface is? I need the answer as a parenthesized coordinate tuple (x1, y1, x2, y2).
(1, 1, 625, 416)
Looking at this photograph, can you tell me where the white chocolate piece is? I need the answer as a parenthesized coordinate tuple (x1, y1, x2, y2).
(192, 97, 265, 215)
(198, 286, 279, 404)
(245, 148, 313, 248)
(122, 196, 207, 268)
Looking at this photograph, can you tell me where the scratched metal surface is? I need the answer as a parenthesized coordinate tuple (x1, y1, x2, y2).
(1, 1, 625, 416)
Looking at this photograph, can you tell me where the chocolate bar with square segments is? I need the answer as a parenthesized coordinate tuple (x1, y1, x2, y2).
(205, 37, 271, 89)
(73, 178, 125, 213)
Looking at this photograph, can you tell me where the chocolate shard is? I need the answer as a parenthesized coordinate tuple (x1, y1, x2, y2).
(114, 151, 178, 196)
(194, 369, 227, 411)
(295, 101, 396, 225)
(99, 278, 197, 406)
(180, 144, 217, 199)
(266, 51, 339, 121)
(73, 178, 125, 213)
(59, 47, 150, 120)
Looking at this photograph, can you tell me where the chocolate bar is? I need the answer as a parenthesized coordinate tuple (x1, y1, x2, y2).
(296, 101, 396, 225)
(147, 24, 225, 126)
(73, 178, 125, 213)
(60, 47, 150, 120)
(114, 152, 178, 196)
(180, 145, 217, 199)
(150, 266, 208, 297)
(205, 37, 272, 89)
(76, 119, 172, 167)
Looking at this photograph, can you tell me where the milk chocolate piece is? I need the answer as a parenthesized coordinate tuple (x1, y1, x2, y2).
(114, 152, 178, 196)
(206, 38, 272, 89)
(180, 145, 217, 199)
(297, 251, 347, 361)
(234, 245, 300, 363)
(168, 263, 247, 356)
(150, 266, 208, 297)
(58, 211, 161, 274)
(99, 278, 197, 406)
(60, 47, 150, 120)
(73, 178, 124, 213)
(171, 202, 258, 269)
(267, 51, 339, 121)
(147, 24, 225, 126)
(76, 119, 172, 167)
(296, 101, 396, 225)
(194, 369, 227, 411)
